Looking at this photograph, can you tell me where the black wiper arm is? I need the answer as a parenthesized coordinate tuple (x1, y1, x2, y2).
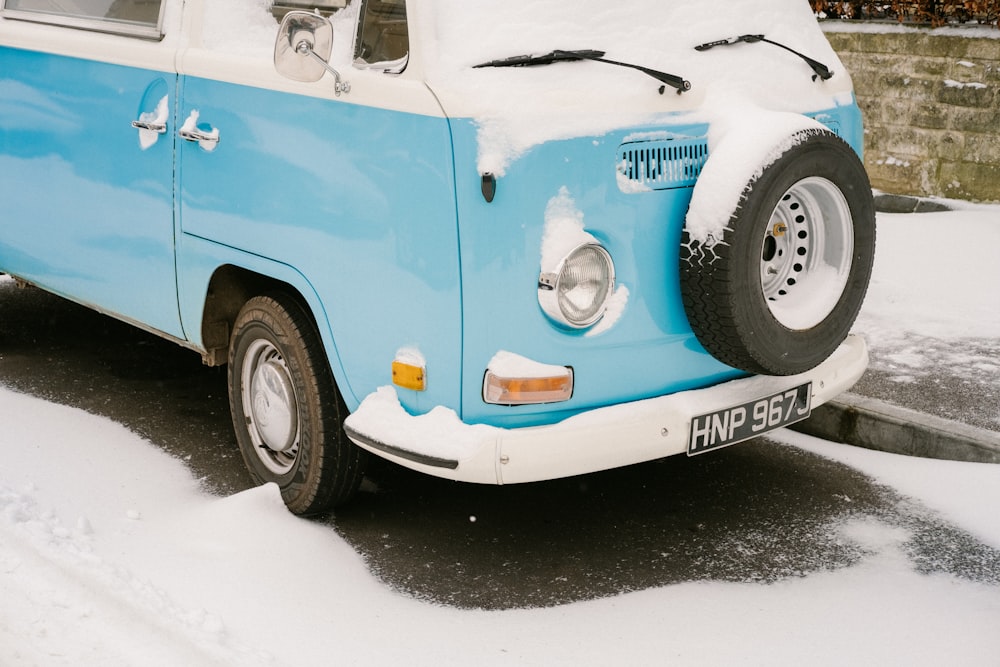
(475, 49, 606, 69)
(589, 53, 692, 94)
(475, 49, 692, 94)
(694, 34, 833, 82)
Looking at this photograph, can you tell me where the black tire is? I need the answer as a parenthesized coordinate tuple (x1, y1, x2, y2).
(228, 293, 367, 514)
(680, 129, 875, 376)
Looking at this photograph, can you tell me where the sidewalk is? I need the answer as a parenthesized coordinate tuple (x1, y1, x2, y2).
(791, 194, 1000, 464)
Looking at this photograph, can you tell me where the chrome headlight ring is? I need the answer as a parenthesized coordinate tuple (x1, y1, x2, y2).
(538, 243, 616, 329)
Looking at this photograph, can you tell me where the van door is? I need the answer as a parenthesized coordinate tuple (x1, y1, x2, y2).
(0, 2, 183, 338)
(175, 2, 463, 413)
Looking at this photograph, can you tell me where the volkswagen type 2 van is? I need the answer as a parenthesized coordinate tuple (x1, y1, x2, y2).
(0, 0, 875, 514)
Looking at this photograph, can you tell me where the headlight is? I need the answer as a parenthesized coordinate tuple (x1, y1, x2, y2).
(538, 243, 615, 328)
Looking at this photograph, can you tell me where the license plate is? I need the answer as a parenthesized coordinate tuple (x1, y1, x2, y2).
(687, 382, 812, 456)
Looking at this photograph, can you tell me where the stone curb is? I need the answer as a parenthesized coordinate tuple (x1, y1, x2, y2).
(873, 193, 954, 213)
(790, 392, 1000, 464)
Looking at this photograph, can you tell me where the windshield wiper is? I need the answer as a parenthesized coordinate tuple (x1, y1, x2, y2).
(474, 49, 692, 95)
(694, 34, 833, 82)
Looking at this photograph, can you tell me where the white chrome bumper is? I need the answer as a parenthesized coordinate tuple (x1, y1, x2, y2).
(344, 335, 869, 485)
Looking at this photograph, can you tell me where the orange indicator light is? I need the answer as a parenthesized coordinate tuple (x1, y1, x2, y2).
(392, 361, 426, 391)
(483, 369, 574, 405)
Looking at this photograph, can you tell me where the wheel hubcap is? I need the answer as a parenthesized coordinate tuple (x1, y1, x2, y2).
(760, 176, 854, 330)
(241, 339, 299, 475)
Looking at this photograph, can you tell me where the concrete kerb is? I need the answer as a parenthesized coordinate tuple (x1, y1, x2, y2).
(791, 392, 1000, 464)
(873, 192, 954, 213)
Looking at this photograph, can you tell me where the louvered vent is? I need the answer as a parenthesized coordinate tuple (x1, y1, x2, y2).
(616, 138, 709, 192)
(808, 116, 841, 136)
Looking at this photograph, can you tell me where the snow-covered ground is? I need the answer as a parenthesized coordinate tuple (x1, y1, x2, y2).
(853, 205, 1000, 429)
(2, 205, 999, 666)
(858, 204, 1000, 342)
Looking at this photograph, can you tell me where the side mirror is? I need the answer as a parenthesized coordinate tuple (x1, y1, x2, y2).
(274, 11, 350, 95)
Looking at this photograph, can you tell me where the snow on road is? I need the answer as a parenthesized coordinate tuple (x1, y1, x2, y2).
(2, 206, 999, 666)
(3, 390, 1000, 666)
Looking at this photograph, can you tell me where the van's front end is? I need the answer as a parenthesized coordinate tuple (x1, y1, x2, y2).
(343, 0, 874, 483)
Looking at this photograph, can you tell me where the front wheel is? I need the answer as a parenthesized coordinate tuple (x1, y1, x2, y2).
(228, 293, 367, 514)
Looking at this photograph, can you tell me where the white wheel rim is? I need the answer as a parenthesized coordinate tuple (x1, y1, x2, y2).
(759, 176, 854, 330)
(241, 339, 299, 475)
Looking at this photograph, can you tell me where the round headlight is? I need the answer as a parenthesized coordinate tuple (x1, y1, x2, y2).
(538, 243, 615, 328)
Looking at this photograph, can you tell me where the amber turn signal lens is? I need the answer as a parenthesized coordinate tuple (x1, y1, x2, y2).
(392, 361, 426, 391)
(483, 369, 573, 405)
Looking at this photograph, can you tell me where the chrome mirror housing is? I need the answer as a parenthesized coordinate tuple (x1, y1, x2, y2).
(274, 11, 350, 95)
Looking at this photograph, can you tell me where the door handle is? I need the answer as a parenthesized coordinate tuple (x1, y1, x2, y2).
(131, 120, 166, 133)
(132, 93, 170, 150)
(179, 126, 220, 145)
(179, 110, 220, 151)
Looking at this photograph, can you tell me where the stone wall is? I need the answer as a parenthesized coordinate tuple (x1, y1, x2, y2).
(823, 27, 1000, 202)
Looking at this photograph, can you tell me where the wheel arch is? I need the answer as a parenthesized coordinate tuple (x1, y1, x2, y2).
(197, 263, 357, 407)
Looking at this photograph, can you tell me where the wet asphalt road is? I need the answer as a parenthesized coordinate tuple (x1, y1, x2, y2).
(2, 279, 999, 610)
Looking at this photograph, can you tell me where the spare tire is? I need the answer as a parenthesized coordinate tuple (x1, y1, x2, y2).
(680, 129, 875, 376)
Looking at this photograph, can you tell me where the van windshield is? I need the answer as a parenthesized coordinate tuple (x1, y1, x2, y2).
(423, 0, 849, 177)
(429, 0, 834, 78)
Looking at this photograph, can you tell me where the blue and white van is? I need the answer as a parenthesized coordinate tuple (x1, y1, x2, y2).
(0, 0, 875, 513)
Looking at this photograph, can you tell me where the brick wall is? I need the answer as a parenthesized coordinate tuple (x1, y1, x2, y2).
(823, 27, 1000, 203)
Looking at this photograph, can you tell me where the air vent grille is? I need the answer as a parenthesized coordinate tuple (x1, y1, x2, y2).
(616, 138, 709, 192)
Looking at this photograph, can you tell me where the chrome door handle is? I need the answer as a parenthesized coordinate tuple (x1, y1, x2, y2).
(179, 110, 220, 151)
(178, 127, 220, 145)
(133, 95, 170, 150)
(131, 120, 167, 133)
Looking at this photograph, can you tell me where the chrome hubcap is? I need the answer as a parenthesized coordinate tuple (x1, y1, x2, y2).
(760, 176, 854, 330)
(241, 340, 299, 475)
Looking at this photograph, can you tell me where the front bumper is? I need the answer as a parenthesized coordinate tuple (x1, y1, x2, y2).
(344, 335, 869, 485)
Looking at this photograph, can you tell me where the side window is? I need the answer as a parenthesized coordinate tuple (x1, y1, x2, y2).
(2, 0, 163, 37)
(354, 0, 408, 72)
